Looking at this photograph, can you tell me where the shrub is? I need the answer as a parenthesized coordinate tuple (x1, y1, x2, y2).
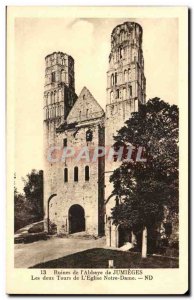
(49, 221, 57, 235)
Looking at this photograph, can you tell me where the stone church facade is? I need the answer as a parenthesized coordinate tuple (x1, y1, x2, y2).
(43, 21, 146, 246)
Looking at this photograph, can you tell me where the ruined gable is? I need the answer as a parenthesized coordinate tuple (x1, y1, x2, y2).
(67, 86, 104, 124)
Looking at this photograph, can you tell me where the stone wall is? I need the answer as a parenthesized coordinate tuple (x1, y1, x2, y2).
(44, 85, 105, 236)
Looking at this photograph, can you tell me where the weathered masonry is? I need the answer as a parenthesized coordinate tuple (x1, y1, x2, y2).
(43, 22, 146, 245)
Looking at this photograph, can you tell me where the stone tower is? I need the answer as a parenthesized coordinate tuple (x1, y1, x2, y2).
(43, 52, 77, 231)
(106, 22, 146, 137)
(105, 22, 146, 247)
(43, 52, 77, 122)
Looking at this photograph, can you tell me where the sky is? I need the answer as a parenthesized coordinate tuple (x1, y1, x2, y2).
(14, 17, 178, 191)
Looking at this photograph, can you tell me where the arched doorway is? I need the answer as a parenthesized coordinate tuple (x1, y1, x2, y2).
(68, 204, 85, 234)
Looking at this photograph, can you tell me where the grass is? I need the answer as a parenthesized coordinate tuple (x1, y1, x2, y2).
(31, 248, 179, 269)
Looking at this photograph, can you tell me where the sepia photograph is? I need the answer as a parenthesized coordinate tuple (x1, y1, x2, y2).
(6, 6, 188, 295)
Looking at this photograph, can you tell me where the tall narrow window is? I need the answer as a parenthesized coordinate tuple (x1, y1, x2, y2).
(85, 166, 89, 181)
(51, 72, 56, 82)
(129, 85, 132, 97)
(111, 74, 114, 86)
(64, 168, 68, 182)
(74, 167, 78, 182)
(128, 68, 131, 81)
(118, 46, 123, 59)
(86, 129, 93, 142)
(63, 138, 67, 147)
(116, 89, 119, 99)
(115, 72, 117, 85)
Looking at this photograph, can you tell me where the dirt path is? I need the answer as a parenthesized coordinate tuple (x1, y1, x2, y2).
(15, 236, 106, 268)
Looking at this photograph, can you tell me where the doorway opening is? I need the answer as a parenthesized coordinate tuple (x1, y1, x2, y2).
(68, 204, 85, 234)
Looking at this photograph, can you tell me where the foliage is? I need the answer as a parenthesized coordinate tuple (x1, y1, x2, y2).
(110, 98, 179, 247)
(22, 169, 44, 220)
(14, 170, 44, 232)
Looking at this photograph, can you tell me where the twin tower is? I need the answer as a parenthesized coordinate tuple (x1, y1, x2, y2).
(43, 22, 146, 245)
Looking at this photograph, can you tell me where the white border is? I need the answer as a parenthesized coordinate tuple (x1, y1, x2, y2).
(1, 1, 192, 299)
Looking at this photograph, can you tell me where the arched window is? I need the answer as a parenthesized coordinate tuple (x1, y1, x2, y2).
(86, 109, 89, 118)
(111, 74, 114, 86)
(85, 166, 89, 181)
(51, 72, 56, 82)
(128, 68, 131, 81)
(86, 129, 93, 142)
(74, 167, 78, 182)
(63, 138, 67, 147)
(119, 46, 123, 59)
(64, 168, 68, 182)
(129, 85, 132, 97)
(116, 89, 119, 99)
(115, 73, 117, 85)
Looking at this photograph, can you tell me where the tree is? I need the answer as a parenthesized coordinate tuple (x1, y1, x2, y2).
(14, 186, 26, 232)
(22, 169, 44, 221)
(14, 169, 44, 232)
(110, 98, 179, 257)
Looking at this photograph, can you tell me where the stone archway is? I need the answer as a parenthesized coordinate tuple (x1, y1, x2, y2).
(68, 204, 85, 234)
